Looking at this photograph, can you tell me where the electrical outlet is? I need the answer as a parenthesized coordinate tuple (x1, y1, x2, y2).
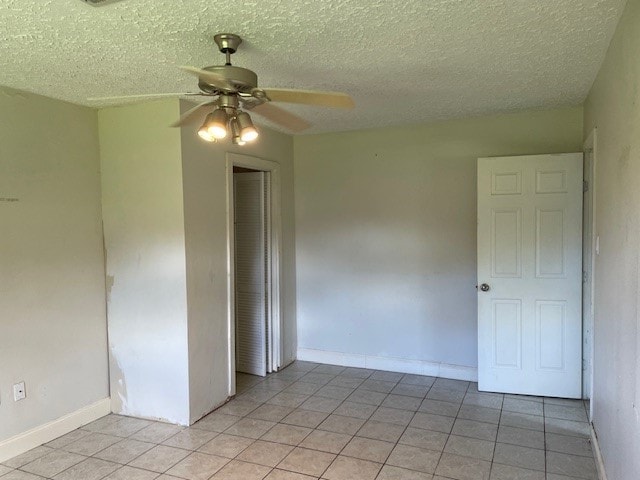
(13, 382, 26, 401)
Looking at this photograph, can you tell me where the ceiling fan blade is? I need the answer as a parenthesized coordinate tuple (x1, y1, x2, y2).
(87, 92, 205, 102)
(180, 66, 235, 91)
(170, 100, 217, 128)
(250, 102, 312, 132)
(261, 88, 354, 109)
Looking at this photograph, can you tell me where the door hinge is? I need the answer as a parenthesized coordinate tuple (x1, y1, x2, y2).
(583, 180, 589, 192)
(583, 270, 588, 283)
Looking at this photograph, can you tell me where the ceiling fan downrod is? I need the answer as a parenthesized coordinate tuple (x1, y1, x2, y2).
(214, 33, 242, 66)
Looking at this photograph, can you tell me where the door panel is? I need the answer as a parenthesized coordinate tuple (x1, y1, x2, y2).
(491, 208, 522, 277)
(234, 172, 267, 377)
(478, 153, 583, 398)
(536, 208, 565, 277)
(492, 299, 522, 369)
(536, 301, 566, 370)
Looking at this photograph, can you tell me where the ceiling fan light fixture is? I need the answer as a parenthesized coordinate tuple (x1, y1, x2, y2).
(197, 120, 217, 142)
(230, 118, 247, 145)
(236, 111, 259, 142)
(206, 108, 229, 139)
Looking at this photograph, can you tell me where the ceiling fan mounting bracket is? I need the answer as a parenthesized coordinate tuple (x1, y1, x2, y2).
(214, 33, 242, 54)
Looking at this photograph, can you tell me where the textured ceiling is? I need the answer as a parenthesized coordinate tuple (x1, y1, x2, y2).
(0, 0, 626, 134)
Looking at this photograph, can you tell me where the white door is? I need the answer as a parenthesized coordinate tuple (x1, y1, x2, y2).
(477, 153, 583, 398)
(234, 171, 267, 377)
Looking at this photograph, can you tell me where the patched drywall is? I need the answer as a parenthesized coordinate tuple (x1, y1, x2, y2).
(583, 0, 640, 477)
(0, 87, 108, 441)
(99, 99, 191, 425)
(0, 0, 626, 133)
(294, 107, 583, 374)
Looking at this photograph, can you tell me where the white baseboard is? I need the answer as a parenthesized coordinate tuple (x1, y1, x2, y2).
(590, 423, 608, 480)
(297, 348, 478, 382)
(0, 398, 111, 463)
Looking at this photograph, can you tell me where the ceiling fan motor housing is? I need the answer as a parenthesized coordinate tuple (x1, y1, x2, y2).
(199, 65, 258, 94)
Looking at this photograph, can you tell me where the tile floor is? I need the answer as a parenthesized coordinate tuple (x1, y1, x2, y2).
(1, 361, 597, 480)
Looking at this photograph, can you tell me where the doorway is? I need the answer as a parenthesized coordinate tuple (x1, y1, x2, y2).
(226, 153, 283, 397)
(233, 167, 271, 379)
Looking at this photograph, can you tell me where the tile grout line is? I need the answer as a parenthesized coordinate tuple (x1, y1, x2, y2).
(428, 379, 464, 480)
(487, 384, 504, 480)
(544, 398, 548, 476)
(319, 367, 397, 480)
(370, 373, 429, 479)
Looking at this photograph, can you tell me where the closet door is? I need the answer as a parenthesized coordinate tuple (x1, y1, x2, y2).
(234, 172, 267, 377)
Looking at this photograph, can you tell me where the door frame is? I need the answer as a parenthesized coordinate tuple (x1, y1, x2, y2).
(582, 129, 597, 411)
(225, 152, 283, 396)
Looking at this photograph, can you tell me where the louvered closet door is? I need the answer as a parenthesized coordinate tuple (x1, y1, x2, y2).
(234, 171, 267, 377)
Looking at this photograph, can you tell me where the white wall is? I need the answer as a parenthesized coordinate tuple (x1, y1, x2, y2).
(294, 107, 583, 377)
(0, 88, 108, 442)
(99, 100, 191, 425)
(99, 99, 296, 425)
(179, 100, 297, 423)
(583, 0, 640, 478)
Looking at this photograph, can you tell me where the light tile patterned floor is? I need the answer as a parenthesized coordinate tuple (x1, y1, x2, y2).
(1, 361, 596, 480)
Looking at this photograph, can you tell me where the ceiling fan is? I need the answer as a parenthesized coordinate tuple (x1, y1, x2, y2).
(90, 33, 355, 144)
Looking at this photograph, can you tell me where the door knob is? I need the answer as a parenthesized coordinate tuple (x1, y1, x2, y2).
(480, 283, 490, 292)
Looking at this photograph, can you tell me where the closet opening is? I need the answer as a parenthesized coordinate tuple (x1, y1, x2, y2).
(226, 154, 283, 396)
